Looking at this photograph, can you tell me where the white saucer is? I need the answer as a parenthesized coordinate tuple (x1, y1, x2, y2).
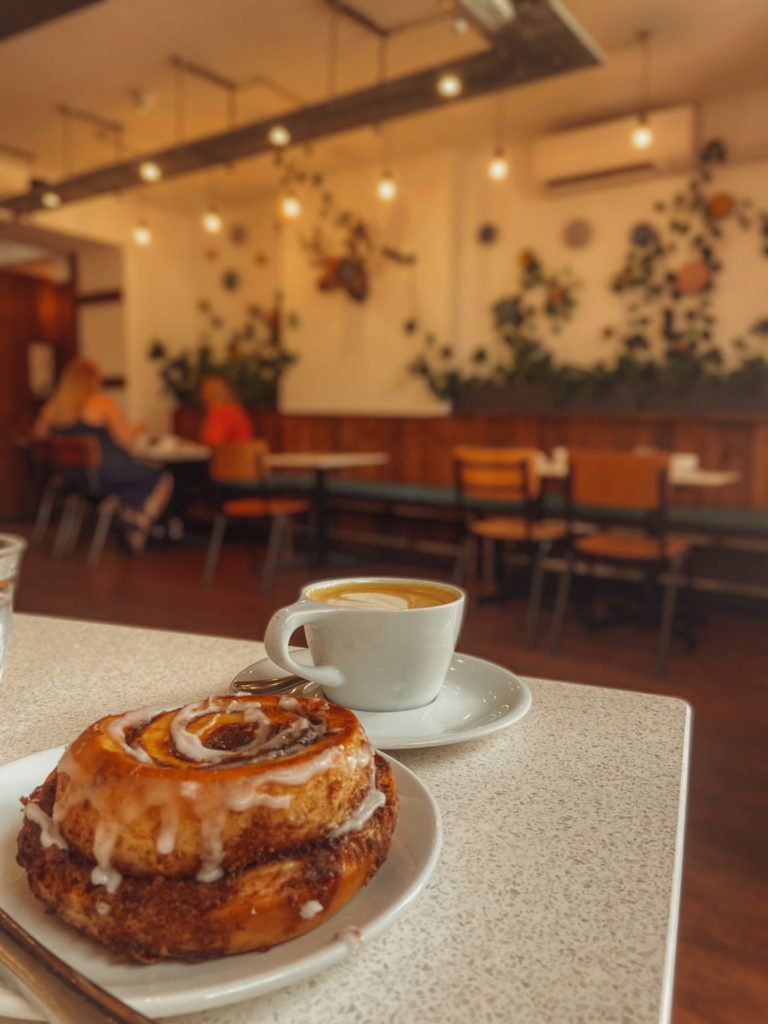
(356, 652, 532, 749)
(0, 748, 441, 1021)
(236, 650, 532, 750)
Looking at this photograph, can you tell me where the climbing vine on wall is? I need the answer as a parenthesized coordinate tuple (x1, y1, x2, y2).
(605, 138, 768, 395)
(407, 139, 768, 405)
(406, 250, 580, 400)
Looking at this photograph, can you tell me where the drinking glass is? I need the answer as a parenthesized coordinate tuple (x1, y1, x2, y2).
(0, 534, 27, 681)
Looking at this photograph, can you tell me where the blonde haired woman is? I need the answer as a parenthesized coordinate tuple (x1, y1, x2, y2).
(34, 358, 173, 554)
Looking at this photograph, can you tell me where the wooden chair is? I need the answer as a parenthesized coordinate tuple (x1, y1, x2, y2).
(547, 448, 692, 678)
(453, 445, 568, 647)
(202, 440, 308, 593)
(48, 435, 122, 566)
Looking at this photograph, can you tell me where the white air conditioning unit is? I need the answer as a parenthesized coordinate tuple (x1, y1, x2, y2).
(531, 106, 695, 191)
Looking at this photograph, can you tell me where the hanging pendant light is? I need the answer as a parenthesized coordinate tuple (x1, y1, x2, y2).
(138, 160, 162, 182)
(374, 41, 397, 202)
(630, 30, 654, 150)
(436, 72, 463, 98)
(132, 220, 152, 245)
(376, 170, 397, 201)
(486, 93, 509, 181)
(202, 207, 223, 233)
(281, 192, 301, 219)
(487, 149, 509, 181)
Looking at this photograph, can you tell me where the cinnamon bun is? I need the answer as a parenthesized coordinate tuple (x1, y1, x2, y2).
(16, 694, 398, 962)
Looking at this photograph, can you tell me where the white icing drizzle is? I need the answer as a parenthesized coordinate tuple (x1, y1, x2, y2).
(24, 803, 69, 850)
(156, 799, 180, 855)
(335, 926, 364, 948)
(91, 821, 122, 894)
(327, 764, 385, 839)
(300, 899, 323, 920)
(51, 697, 374, 890)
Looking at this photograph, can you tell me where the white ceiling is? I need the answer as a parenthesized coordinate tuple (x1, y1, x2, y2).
(0, 0, 767, 215)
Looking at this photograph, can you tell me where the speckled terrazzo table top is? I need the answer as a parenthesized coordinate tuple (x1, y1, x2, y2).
(0, 614, 690, 1024)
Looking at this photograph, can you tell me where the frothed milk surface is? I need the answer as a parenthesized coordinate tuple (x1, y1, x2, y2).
(307, 580, 459, 610)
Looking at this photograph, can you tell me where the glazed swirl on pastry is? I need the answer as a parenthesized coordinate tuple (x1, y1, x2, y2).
(16, 695, 398, 962)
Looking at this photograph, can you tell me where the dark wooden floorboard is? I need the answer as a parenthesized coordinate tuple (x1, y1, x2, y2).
(5, 521, 768, 1024)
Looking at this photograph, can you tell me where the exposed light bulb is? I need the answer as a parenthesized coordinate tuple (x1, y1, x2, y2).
(138, 160, 162, 182)
(376, 171, 397, 201)
(453, 17, 470, 34)
(630, 116, 654, 150)
(281, 193, 301, 219)
(436, 73, 462, 98)
(268, 125, 291, 147)
(132, 221, 152, 245)
(487, 150, 509, 181)
(40, 190, 62, 209)
(202, 208, 223, 233)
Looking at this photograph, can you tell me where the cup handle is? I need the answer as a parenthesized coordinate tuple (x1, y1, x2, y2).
(263, 604, 345, 689)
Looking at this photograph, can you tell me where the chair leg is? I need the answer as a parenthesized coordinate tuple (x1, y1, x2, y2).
(88, 496, 120, 568)
(480, 537, 495, 586)
(548, 548, 574, 656)
(202, 514, 228, 586)
(453, 535, 478, 585)
(261, 515, 288, 596)
(656, 554, 685, 679)
(525, 540, 551, 649)
(53, 493, 80, 557)
(32, 481, 58, 549)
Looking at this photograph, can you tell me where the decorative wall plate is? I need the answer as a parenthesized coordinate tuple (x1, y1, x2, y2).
(562, 218, 592, 248)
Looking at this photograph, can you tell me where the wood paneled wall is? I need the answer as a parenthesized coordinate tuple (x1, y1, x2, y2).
(175, 408, 768, 510)
(0, 270, 76, 518)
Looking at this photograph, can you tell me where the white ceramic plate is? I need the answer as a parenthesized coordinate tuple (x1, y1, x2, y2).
(0, 748, 441, 1022)
(233, 651, 532, 750)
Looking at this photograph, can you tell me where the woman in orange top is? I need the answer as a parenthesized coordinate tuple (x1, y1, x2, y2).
(199, 375, 254, 445)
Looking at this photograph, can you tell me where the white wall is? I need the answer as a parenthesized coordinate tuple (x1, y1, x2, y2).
(24, 84, 768, 425)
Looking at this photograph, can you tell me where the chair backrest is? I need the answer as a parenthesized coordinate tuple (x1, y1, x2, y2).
(48, 434, 102, 496)
(209, 439, 270, 483)
(453, 445, 542, 503)
(567, 448, 668, 510)
(51, 434, 101, 471)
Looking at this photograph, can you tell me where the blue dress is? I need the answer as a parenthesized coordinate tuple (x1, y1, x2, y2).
(53, 421, 164, 510)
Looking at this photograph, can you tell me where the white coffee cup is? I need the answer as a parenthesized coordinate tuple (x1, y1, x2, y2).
(263, 576, 465, 712)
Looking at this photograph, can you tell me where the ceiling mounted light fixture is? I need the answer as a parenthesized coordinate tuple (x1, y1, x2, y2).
(630, 30, 654, 151)
(202, 207, 223, 233)
(454, 0, 516, 34)
(138, 160, 162, 182)
(0, 5, 602, 216)
(436, 72, 463, 98)
(268, 124, 291, 147)
(132, 221, 152, 245)
(40, 190, 62, 209)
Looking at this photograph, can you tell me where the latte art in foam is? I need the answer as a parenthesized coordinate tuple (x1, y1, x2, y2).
(321, 591, 410, 610)
(307, 579, 460, 610)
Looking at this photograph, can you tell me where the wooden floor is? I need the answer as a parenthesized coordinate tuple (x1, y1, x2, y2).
(5, 519, 768, 1024)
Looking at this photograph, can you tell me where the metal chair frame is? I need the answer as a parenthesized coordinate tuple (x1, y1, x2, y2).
(202, 440, 307, 594)
(452, 445, 566, 648)
(547, 449, 692, 678)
